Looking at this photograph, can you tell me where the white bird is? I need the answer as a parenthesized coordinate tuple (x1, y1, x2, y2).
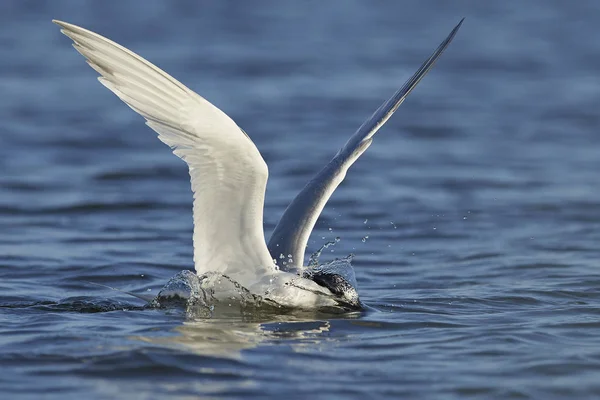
(53, 19, 462, 310)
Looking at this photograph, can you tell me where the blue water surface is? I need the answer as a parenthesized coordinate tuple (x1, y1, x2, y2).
(2, 1, 600, 399)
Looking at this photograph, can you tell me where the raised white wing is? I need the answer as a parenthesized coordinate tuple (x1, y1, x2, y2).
(268, 19, 464, 270)
(54, 20, 276, 285)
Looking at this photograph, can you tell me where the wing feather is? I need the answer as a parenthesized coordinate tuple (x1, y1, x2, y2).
(54, 20, 276, 285)
(268, 19, 464, 270)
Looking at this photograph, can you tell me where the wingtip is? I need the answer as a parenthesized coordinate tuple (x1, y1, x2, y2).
(52, 20, 81, 40)
(52, 19, 76, 32)
(52, 19, 70, 35)
(443, 17, 465, 44)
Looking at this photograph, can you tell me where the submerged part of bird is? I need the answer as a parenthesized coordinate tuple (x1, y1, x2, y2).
(151, 257, 361, 315)
(53, 18, 462, 311)
(302, 255, 359, 307)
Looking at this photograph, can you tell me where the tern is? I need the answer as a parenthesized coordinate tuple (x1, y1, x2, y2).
(54, 19, 462, 310)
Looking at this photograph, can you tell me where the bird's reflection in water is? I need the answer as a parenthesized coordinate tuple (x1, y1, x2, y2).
(134, 304, 362, 358)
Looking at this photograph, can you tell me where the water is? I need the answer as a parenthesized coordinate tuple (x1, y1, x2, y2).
(2, 1, 600, 398)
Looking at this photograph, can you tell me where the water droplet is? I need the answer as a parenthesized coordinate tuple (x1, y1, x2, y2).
(361, 235, 369, 242)
(147, 288, 151, 291)
(364, 219, 368, 224)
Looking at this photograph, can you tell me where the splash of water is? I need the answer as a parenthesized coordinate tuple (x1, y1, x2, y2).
(308, 237, 341, 268)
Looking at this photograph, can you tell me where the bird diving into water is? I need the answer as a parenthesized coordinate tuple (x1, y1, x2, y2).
(53, 18, 463, 311)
